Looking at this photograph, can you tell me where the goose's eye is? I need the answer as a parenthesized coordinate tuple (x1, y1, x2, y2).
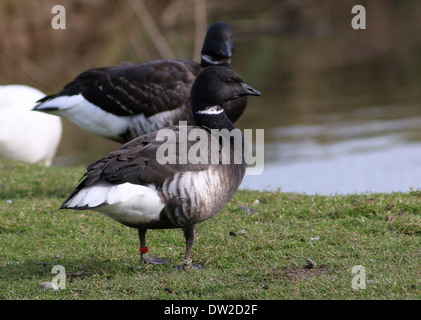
(225, 78, 233, 84)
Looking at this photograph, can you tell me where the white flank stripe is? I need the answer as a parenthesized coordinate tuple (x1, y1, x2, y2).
(36, 94, 129, 140)
(167, 172, 180, 197)
(162, 170, 216, 209)
(37, 94, 188, 141)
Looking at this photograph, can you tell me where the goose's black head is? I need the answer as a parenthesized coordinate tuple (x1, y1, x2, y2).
(201, 22, 235, 67)
(191, 66, 261, 128)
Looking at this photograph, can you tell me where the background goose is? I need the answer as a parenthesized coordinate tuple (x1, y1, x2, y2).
(60, 66, 261, 268)
(33, 22, 247, 143)
(0, 85, 62, 166)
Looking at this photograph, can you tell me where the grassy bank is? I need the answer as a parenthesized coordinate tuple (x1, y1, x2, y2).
(0, 158, 420, 300)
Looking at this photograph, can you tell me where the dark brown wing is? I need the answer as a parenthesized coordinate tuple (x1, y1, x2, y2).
(62, 125, 213, 201)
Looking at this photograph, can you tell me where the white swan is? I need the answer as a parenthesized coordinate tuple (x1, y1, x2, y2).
(0, 84, 62, 166)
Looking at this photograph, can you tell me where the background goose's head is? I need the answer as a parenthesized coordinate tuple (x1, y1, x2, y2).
(190, 66, 261, 117)
(201, 22, 235, 66)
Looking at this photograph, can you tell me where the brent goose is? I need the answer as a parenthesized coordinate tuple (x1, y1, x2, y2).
(60, 66, 261, 268)
(33, 22, 247, 143)
(0, 85, 62, 166)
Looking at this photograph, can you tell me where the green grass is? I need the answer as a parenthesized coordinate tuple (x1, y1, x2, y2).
(1, 158, 421, 300)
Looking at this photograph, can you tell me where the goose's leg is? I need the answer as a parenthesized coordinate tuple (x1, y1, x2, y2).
(137, 228, 167, 265)
(175, 224, 205, 270)
(183, 224, 196, 265)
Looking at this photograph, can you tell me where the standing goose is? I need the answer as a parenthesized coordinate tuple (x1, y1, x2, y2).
(60, 66, 261, 268)
(33, 22, 247, 143)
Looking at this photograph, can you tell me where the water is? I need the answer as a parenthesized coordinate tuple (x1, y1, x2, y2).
(241, 112, 421, 194)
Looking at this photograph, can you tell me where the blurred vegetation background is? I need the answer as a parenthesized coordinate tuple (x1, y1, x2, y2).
(1, 0, 421, 167)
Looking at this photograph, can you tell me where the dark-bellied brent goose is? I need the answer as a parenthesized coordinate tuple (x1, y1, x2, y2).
(33, 22, 248, 143)
(60, 66, 261, 269)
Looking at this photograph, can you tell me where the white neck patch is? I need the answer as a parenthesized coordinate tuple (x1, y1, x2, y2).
(201, 54, 231, 65)
(196, 105, 224, 115)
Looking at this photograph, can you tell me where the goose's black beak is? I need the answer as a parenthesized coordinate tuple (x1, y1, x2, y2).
(241, 83, 261, 97)
(220, 41, 233, 58)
